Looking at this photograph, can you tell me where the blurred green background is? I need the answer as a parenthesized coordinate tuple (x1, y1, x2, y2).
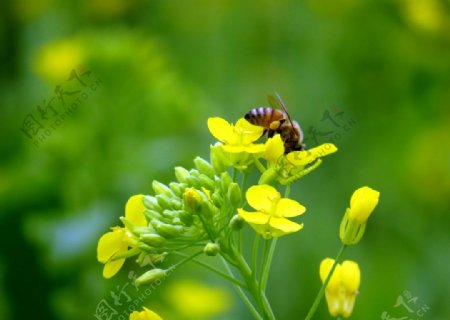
(1, 0, 449, 319)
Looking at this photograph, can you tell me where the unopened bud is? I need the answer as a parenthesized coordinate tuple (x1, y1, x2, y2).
(228, 182, 242, 207)
(184, 188, 202, 213)
(230, 214, 244, 231)
(210, 143, 230, 173)
(140, 234, 167, 247)
(194, 157, 216, 179)
(152, 180, 173, 197)
(135, 268, 167, 286)
(203, 242, 220, 256)
(152, 220, 183, 238)
(175, 167, 190, 183)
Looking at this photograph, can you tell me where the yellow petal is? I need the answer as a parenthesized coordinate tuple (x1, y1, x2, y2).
(348, 186, 380, 223)
(319, 258, 335, 283)
(264, 134, 285, 166)
(340, 260, 360, 292)
(320, 259, 342, 291)
(269, 217, 303, 234)
(237, 209, 269, 225)
(125, 194, 147, 227)
(235, 118, 265, 144)
(246, 184, 279, 212)
(97, 229, 126, 263)
(286, 150, 316, 166)
(142, 307, 163, 320)
(207, 117, 237, 144)
(103, 258, 126, 279)
(309, 143, 338, 158)
(274, 198, 306, 218)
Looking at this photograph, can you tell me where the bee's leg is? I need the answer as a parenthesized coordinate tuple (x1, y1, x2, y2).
(293, 144, 305, 151)
(267, 129, 275, 138)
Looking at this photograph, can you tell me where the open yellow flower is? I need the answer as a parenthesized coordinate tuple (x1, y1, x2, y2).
(207, 117, 265, 153)
(320, 258, 360, 318)
(129, 307, 163, 320)
(238, 184, 305, 239)
(97, 194, 147, 278)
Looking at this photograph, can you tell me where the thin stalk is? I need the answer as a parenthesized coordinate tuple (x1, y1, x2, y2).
(221, 256, 263, 320)
(260, 238, 277, 291)
(172, 251, 246, 288)
(304, 244, 347, 320)
(251, 234, 261, 277)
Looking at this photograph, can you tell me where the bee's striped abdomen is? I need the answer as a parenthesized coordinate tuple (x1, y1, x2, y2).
(244, 107, 285, 129)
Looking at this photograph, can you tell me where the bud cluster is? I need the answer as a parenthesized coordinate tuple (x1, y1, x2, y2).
(134, 157, 242, 255)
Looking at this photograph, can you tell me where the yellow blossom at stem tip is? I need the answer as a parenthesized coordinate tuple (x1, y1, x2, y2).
(238, 184, 305, 239)
(320, 258, 360, 318)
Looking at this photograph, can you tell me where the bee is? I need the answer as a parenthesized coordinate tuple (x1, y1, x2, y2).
(244, 93, 305, 153)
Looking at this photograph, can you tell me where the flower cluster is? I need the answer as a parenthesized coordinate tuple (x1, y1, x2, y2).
(97, 96, 380, 320)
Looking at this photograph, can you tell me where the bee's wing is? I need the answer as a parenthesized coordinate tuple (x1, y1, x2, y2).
(267, 93, 284, 110)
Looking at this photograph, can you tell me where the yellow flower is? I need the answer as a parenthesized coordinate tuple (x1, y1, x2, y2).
(97, 194, 147, 278)
(261, 134, 338, 185)
(340, 186, 380, 245)
(238, 184, 305, 239)
(348, 186, 380, 224)
(320, 258, 360, 318)
(207, 117, 265, 153)
(129, 307, 163, 320)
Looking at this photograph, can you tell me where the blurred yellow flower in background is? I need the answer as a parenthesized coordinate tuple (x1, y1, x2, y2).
(34, 39, 85, 83)
(238, 184, 305, 239)
(129, 307, 162, 320)
(320, 258, 360, 318)
(166, 279, 233, 319)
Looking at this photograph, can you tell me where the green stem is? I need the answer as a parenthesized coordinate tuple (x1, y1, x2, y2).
(171, 250, 203, 270)
(260, 238, 277, 291)
(304, 244, 347, 320)
(172, 251, 246, 288)
(233, 167, 238, 182)
(221, 256, 264, 320)
(252, 234, 261, 277)
(253, 156, 266, 173)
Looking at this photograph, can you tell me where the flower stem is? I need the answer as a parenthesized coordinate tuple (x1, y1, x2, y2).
(260, 238, 277, 292)
(304, 244, 347, 320)
(252, 234, 261, 277)
(172, 251, 246, 288)
(221, 256, 263, 320)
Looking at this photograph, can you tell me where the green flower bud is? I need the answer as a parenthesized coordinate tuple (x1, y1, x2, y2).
(179, 210, 193, 226)
(135, 268, 167, 286)
(143, 195, 162, 212)
(211, 190, 224, 207)
(156, 194, 173, 209)
(258, 167, 278, 186)
(203, 242, 220, 256)
(143, 209, 163, 221)
(194, 156, 216, 179)
(185, 175, 203, 189)
(140, 234, 167, 247)
(210, 143, 230, 173)
(175, 166, 190, 183)
(230, 214, 244, 231)
(228, 182, 242, 207)
(220, 172, 233, 192)
(198, 173, 215, 190)
(152, 220, 184, 238)
(169, 182, 184, 196)
(152, 180, 173, 197)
